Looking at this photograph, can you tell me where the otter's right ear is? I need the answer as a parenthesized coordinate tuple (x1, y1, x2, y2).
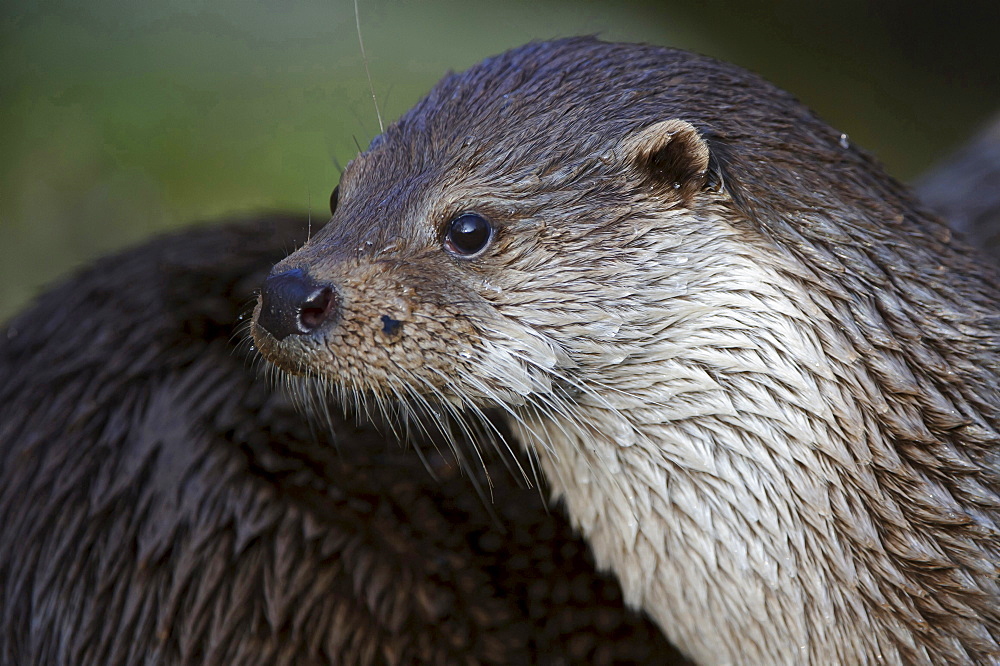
(620, 119, 719, 199)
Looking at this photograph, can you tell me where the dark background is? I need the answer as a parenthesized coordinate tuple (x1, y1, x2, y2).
(2, 0, 999, 321)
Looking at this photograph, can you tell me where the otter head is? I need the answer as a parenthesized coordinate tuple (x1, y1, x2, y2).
(251, 47, 727, 419)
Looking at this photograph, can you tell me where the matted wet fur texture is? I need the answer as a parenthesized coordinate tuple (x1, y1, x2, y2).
(254, 38, 1000, 664)
(0, 214, 684, 665)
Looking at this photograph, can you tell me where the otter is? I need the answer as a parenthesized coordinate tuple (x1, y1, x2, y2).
(0, 214, 683, 664)
(252, 38, 1000, 664)
(917, 112, 1000, 264)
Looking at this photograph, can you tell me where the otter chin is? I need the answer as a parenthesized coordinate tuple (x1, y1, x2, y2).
(252, 38, 1000, 664)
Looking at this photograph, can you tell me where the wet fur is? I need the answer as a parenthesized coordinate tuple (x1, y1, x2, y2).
(0, 214, 683, 665)
(255, 39, 1000, 664)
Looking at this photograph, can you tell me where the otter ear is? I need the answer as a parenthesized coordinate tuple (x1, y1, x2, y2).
(620, 119, 717, 199)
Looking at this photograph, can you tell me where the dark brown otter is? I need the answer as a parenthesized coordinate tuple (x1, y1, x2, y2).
(0, 214, 684, 664)
(253, 38, 1000, 664)
(917, 112, 1000, 264)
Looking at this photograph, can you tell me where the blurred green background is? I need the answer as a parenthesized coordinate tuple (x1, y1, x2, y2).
(2, 0, 999, 322)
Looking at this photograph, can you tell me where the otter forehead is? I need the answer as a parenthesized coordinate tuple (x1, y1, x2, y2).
(368, 38, 807, 171)
(306, 36, 862, 266)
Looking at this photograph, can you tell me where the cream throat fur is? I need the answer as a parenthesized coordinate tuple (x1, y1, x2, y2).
(515, 205, 912, 663)
(252, 38, 1000, 664)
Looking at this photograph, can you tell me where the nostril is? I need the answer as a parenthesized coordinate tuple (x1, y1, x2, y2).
(300, 287, 336, 332)
(257, 268, 338, 341)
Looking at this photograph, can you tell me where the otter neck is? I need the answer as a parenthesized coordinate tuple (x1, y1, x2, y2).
(511, 241, 911, 665)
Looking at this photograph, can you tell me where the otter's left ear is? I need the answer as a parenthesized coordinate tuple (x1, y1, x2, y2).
(620, 119, 718, 199)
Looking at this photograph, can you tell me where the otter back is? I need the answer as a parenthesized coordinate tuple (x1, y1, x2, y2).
(0, 214, 682, 665)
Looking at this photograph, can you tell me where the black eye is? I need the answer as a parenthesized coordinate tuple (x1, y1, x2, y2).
(329, 185, 339, 217)
(445, 213, 493, 256)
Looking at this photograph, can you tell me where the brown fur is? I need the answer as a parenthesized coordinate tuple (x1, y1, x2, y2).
(254, 38, 1000, 663)
(0, 214, 683, 665)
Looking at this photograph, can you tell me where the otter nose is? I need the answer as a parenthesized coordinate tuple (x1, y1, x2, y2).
(257, 269, 338, 341)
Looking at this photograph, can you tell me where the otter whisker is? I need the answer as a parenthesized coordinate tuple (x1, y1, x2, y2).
(419, 365, 525, 486)
(406, 372, 490, 473)
(411, 351, 541, 492)
(443, 364, 556, 462)
(405, 375, 510, 523)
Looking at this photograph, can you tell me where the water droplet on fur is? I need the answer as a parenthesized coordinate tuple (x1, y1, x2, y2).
(675, 255, 689, 265)
(839, 133, 849, 149)
(626, 518, 639, 541)
(248, 345, 256, 352)
(481, 279, 503, 294)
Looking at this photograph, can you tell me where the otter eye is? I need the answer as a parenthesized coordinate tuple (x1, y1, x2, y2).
(329, 185, 339, 216)
(444, 213, 493, 256)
